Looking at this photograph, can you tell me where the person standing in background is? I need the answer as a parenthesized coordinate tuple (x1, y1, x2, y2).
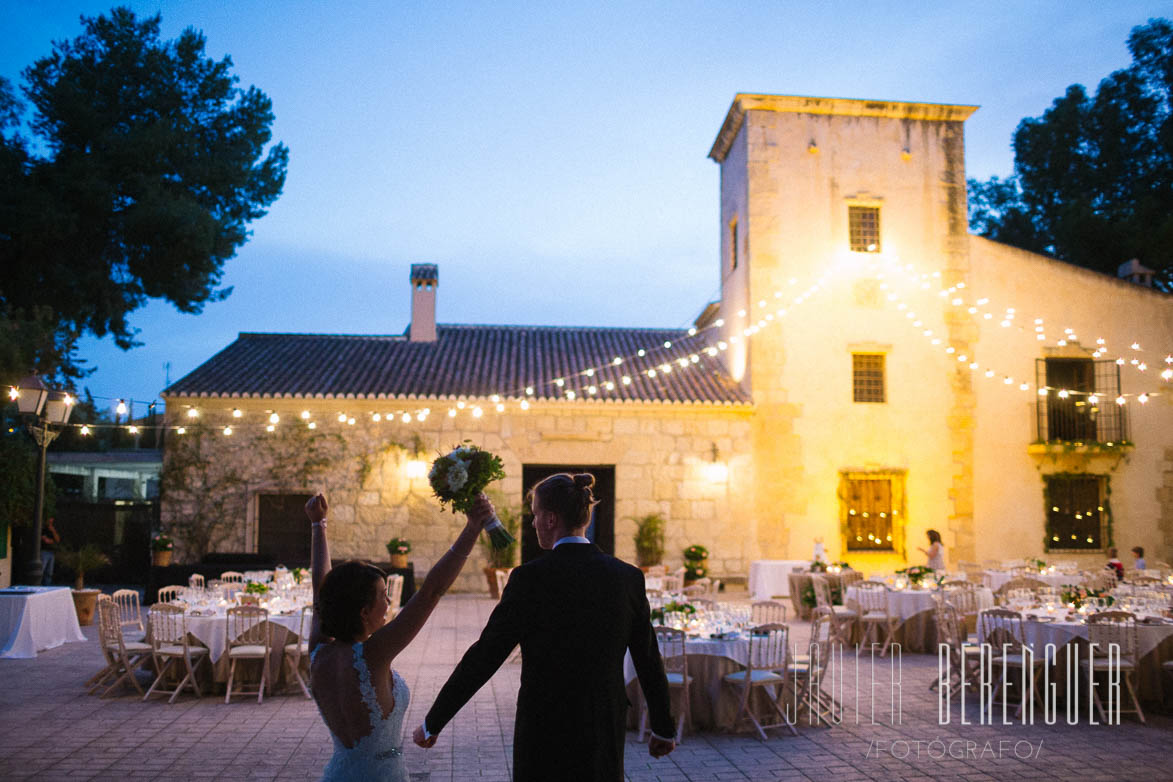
(41, 517, 60, 585)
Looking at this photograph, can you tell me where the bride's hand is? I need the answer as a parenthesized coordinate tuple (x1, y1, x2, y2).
(412, 724, 437, 748)
(465, 493, 495, 530)
(305, 494, 328, 525)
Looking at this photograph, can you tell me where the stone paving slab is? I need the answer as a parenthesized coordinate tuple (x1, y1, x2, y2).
(1, 594, 1172, 781)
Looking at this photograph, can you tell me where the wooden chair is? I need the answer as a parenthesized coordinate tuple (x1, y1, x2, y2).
(144, 603, 208, 703)
(157, 585, 184, 604)
(1081, 610, 1144, 723)
(1082, 571, 1117, 591)
(224, 605, 272, 703)
(386, 574, 405, 618)
(723, 623, 796, 739)
(111, 588, 145, 641)
(644, 564, 667, 577)
(787, 614, 839, 726)
(977, 608, 1046, 718)
(188, 573, 205, 589)
(932, 602, 981, 697)
(993, 578, 1047, 605)
(220, 571, 245, 584)
(660, 572, 684, 594)
(941, 581, 982, 637)
(640, 627, 691, 742)
(94, 598, 151, 697)
(751, 600, 788, 626)
(1128, 574, 1164, 586)
(853, 581, 897, 657)
(957, 560, 984, 583)
(811, 575, 857, 645)
(681, 584, 708, 599)
(84, 594, 119, 692)
(283, 606, 314, 699)
(494, 568, 513, 602)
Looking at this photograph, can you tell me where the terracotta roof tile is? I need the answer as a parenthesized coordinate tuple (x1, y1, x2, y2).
(164, 325, 749, 405)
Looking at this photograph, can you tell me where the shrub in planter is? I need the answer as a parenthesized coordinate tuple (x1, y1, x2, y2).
(386, 537, 411, 568)
(633, 514, 665, 568)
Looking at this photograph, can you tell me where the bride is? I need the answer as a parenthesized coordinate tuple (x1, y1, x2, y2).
(304, 492, 492, 781)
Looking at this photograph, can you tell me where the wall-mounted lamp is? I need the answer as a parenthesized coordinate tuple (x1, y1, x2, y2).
(405, 459, 428, 479)
(704, 442, 728, 483)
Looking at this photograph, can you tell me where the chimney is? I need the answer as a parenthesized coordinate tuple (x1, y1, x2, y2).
(1117, 258, 1155, 288)
(410, 264, 438, 342)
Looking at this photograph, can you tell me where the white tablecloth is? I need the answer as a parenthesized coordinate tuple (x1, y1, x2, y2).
(984, 571, 1077, 592)
(182, 611, 307, 663)
(749, 560, 809, 599)
(979, 613, 1173, 662)
(846, 586, 994, 621)
(0, 586, 87, 659)
(623, 634, 750, 683)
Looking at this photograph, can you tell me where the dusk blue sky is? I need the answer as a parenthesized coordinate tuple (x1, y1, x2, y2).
(3, 1, 1167, 412)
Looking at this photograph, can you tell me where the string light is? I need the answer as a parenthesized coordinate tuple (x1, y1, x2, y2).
(80, 425, 90, 436)
(116, 400, 128, 416)
(232, 408, 242, 418)
(187, 408, 199, 419)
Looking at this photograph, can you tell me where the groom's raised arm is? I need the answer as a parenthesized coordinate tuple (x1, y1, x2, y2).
(423, 567, 529, 737)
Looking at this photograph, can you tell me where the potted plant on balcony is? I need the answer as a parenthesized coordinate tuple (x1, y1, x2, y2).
(683, 544, 709, 586)
(386, 537, 411, 569)
(480, 502, 520, 599)
(633, 513, 665, 570)
(151, 532, 174, 567)
(57, 544, 111, 626)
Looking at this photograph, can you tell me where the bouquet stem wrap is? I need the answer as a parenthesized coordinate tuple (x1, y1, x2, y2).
(484, 514, 516, 549)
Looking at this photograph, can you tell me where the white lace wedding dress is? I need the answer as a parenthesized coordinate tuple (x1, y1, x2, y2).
(314, 642, 410, 781)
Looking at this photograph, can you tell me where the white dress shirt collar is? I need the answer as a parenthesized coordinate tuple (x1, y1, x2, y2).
(553, 535, 590, 548)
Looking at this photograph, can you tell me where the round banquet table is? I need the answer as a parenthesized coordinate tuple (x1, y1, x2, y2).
(787, 572, 859, 620)
(984, 570, 1079, 592)
(844, 586, 994, 653)
(976, 612, 1173, 708)
(147, 608, 309, 685)
(624, 633, 806, 730)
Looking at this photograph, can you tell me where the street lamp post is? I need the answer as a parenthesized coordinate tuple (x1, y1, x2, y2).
(11, 376, 74, 586)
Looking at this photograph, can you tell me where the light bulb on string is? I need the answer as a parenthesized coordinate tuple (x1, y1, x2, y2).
(223, 426, 233, 436)
(307, 422, 317, 430)
(472, 406, 483, 418)
(116, 400, 128, 416)
(269, 412, 280, 424)
(187, 408, 200, 419)
(232, 408, 242, 419)
(401, 413, 411, 423)
(337, 413, 347, 423)
(128, 425, 139, 434)
(177, 426, 186, 435)
(300, 410, 311, 419)
(80, 425, 91, 436)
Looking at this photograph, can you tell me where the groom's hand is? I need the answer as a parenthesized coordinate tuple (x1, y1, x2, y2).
(648, 735, 675, 758)
(412, 724, 437, 749)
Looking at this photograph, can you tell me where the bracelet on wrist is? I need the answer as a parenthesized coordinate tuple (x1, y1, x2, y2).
(449, 545, 469, 558)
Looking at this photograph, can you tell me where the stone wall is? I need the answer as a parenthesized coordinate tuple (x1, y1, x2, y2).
(161, 399, 754, 592)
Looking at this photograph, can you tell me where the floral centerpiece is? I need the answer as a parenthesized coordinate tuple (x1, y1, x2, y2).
(244, 581, 271, 595)
(651, 600, 696, 624)
(810, 560, 851, 573)
(1059, 584, 1115, 610)
(290, 567, 307, 584)
(429, 441, 513, 548)
(683, 544, 708, 581)
(1029, 557, 1047, 573)
(895, 565, 937, 587)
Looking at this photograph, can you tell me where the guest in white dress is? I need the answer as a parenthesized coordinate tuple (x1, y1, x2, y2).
(917, 529, 945, 571)
(304, 493, 494, 781)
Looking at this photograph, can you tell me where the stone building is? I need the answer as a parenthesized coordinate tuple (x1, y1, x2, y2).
(162, 93, 1173, 591)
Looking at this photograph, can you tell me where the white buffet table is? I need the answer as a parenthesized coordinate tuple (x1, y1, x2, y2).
(0, 586, 86, 659)
(749, 560, 809, 600)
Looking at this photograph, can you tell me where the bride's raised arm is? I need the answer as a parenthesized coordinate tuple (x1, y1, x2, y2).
(306, 493, 331, 653)
(364, 494, 493, 665)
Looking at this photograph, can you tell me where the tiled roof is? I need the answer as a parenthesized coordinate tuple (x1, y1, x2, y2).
(163, 325, 750, 405)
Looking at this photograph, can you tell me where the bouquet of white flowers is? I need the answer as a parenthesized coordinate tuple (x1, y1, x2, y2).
(428, 441, 514, 548)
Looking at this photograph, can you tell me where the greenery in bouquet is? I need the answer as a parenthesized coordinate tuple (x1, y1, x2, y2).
(895, 565, 935, 585)
(386, 537, 412, 556)
(244, 581, 271, 595)
(290, 567, 307, 584)
(651, 600, 696, 624)
(151, 532, 174, 552)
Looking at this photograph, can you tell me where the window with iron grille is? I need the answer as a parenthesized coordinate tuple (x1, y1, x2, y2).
(853, 353, 885, 403)
(1035, 358, 1127, 442)
(1044, 475, 1108, 551)
(843, 476, 897, 551)
(848, 206, 881, 252)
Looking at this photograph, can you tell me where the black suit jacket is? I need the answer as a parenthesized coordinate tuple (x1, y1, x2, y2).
(425, 543, 674, 782)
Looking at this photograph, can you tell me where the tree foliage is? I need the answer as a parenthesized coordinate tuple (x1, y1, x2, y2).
(967, 18, 1173, 289)
(0, 433, 58, 528)
(0, 7, 288, 382)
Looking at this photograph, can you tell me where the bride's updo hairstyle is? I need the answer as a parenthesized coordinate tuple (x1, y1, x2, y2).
(318, 560, 386, 641)
(528, 472, 599, 531)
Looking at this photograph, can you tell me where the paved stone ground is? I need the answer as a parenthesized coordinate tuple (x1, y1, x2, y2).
(2, 593, 1172, 781)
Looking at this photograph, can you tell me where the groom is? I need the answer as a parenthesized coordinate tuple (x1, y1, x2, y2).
(414, 474, 676, 781)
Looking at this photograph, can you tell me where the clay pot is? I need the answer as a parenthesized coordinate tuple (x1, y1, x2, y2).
(152, 550, 173, 567)
(71, 588, 101, 626)
(389, 553, 408, 569)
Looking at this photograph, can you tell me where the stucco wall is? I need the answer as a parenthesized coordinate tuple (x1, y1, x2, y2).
(968, 236, 1173, 565)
